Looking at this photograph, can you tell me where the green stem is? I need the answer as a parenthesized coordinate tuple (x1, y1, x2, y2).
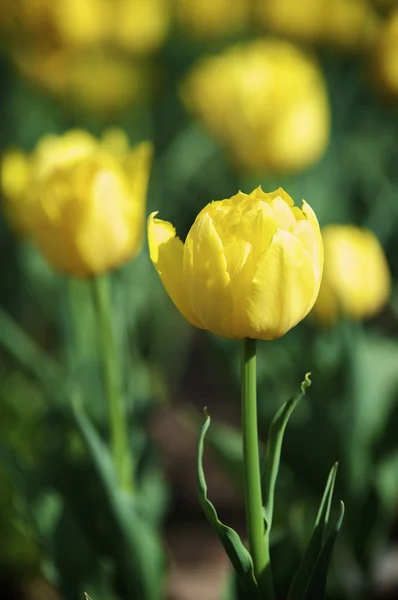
(67, 278, 93, 363)
(241, 338, 274, 599)
(92, 274, 133, 492)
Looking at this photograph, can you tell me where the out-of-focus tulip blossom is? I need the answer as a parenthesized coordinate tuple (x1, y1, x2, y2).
(373, 8, 398, 97)
(15, 48, 147, 116)
(181, 40, 330, 175)
(1, 130, 153, 277)
(0, 149, 32, 235)
(313, 225, 390, 324)
(174, 0, 250, 39)
(256, 0, 381, 52)
(0, 0, 170, 54)
(148, 187, 323, 340)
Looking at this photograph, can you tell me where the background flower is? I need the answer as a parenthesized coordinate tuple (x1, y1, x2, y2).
(1, 130, 152, 276)
(181, 40, 330, 174)
(312, 225, 390, 323)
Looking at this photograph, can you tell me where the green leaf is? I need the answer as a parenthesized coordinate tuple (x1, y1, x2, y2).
(195, 410, 245, 492)
(262, 374, 311, 530)
(0, 307, 68, 403)
(198, 411, 261, 600)
(287, 463, 338, 600)
(72, 400, 164, 600)
(303, 502, 345, 600)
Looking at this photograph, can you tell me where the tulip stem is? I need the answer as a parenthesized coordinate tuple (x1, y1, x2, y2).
(93, 274, 133, 492)
(241, 338, 274, 599)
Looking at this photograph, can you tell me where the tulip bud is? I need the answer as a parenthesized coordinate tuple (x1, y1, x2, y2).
(312, 225, 390, 324)
(148, 187, 323, 340)
(181, 40, 330, 175)
(1, 129, 152, 277)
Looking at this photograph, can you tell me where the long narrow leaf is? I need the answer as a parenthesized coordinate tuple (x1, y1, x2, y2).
(73, 401, 163, 600)
(0, 307, 67, 401)
(262, 374, 311, 530)
(303, 502, 345, 600)
(198, 412, 261, 600)
(288, 463, 338, 600)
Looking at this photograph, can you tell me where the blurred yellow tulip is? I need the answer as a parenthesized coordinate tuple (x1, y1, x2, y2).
(0, 0, 170, 55)
(52, 0, 110, 46)
(174, 0, 250, 39)
(181, 40, 330, 174)
(373, 8, 398, 97)
(256, 0, 380, 51)
(148, 187, 323, 340)
(1, 130, 153, 277)
(312, 225, 390, 324)
(0, 149, 32, 235)
(114, 0, 170, 55)
(15, 48, 146, 116)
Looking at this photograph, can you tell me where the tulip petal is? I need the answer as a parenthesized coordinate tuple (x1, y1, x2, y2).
(75, 168, 134, 274)
(148, 213, 201, 328)
(247, 230, 315, 339)
(183, 212, 234, 337)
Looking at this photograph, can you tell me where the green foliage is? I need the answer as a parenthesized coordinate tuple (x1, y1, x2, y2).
(197, 411, 261, 600)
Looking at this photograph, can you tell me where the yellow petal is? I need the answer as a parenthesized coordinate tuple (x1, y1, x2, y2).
(74, 167, 135, 274)
(147, 213, 201, 328)
(247, 230, 315, 339)
(270, 196, 297, 229)
(183, 212, 234, 337)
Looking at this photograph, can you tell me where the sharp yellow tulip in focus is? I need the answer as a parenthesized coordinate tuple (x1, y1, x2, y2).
(312, 225, 390, 324)
(174, 0, 250, 39)
(148, 187, 323, 340)
(256, 0, 380, 52)
(181, 40, 330, 174)
(1, 130, 153, 277)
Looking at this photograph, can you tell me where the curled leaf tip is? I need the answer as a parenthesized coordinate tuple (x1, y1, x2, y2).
(203, 406, 210, 418)
(301, 372, 312, 391)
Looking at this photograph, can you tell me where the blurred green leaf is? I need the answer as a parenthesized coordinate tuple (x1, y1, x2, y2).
(197, 411, 261, 600)
(288, 464, 338, 600)
(302, 502, 345, 600)
(0, 306, 67, 401)
(72, 400, 164, 600)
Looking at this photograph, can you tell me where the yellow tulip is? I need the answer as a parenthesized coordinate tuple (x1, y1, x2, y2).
(7, 130, 153, 277)
(114, 0, 170, 55)
(52, 0, 109, 46)
(174, 0, 250, 40)
(0, 149, 32, 235)
(312, 225, 390, 324)
(256, 0, 380, 52)
(1, 0, 169, 55)
(181, 40, 330, 174)
(148, 187, 323, 340)
(373, 9, 398, 97)
(15, 48, 146, 116)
